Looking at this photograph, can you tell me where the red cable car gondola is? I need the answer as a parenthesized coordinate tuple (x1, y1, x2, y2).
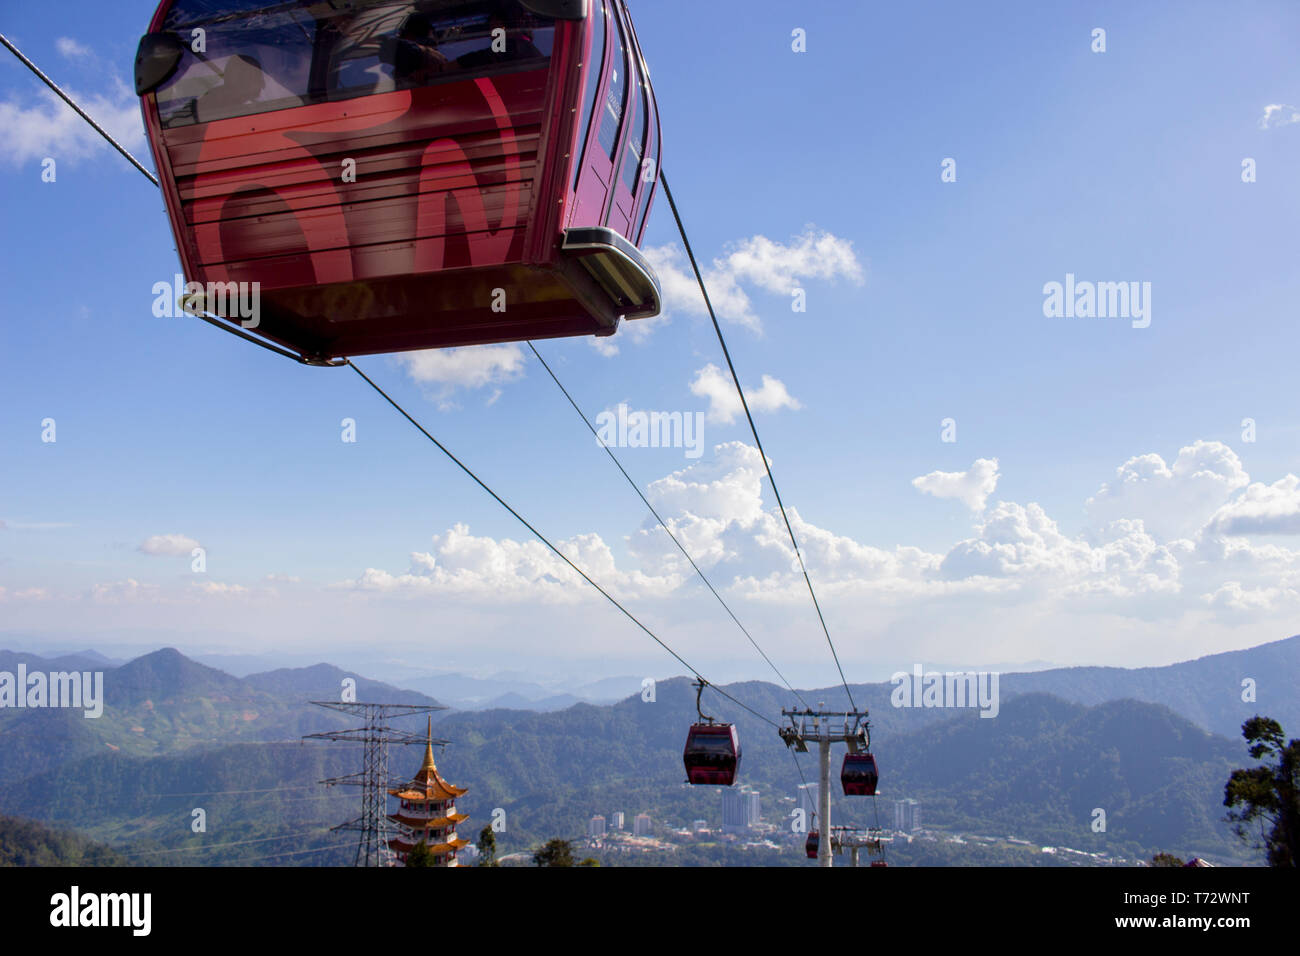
(134, 0, 661, 363)
(805, 830, 819, 859)
(682, 679, 741, 786)
(682, 722, 741, 786)
(841, 752, 879, 796)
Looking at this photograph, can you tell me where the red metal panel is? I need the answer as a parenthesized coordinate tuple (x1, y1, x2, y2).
(157, 71, 548, 288)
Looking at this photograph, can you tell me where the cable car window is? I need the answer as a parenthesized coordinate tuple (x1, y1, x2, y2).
(687, 733, 736, 756)
(619, 71, 646, 193)
(154, 0, 555, 129)
(571, 0, 606, 191)
(595, 2, 629, 160)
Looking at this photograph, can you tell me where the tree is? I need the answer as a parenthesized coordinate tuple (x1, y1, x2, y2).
(1150, 852, 1184, 867)
(1224, 716, 1299, 867)
(405, 839, 435, 867)
(578, 856, 601, 866)
(476, 824, 498, 867)
(532, 838, 574, 867)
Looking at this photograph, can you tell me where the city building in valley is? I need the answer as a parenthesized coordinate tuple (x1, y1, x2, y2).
(633, 813, 652, 837)
(589, 815, 607, 839)
(798, 783, 819, 826)
(894, 797, 921, 833)
(610, 811, 625, 830)
(722, 785, 762, 833)
(387, 718, 470, 866)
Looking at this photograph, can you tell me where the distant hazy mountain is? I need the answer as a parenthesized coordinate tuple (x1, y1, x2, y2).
(2, 636, 1294, 865)
(996, 636, 1299, 739)
(0, 648, 440, 780)
(242, 663, 439, 708)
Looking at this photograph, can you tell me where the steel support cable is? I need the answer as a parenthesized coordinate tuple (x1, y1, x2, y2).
(7, 37, 783, 734)
(0, 32, 159, 186)
(346, 360, 777, 730)
(659, 172, 857, 713)
(526, 341, 811, 711)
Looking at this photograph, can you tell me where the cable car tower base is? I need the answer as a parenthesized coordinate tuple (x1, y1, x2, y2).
(778, 705, 870, 868)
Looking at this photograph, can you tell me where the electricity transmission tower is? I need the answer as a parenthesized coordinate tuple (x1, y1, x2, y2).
(306, 701, 448, 867)
(778, 703, 870, 868)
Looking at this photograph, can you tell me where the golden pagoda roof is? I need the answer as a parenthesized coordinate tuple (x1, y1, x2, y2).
(389, 837, 471, 854)
(389, 811, 470, 829)
(387, 717, 468, 801)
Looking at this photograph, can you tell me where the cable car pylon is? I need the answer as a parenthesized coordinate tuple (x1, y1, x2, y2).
(778, 703, 871, 868)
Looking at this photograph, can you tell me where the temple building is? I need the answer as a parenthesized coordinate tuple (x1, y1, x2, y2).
(387, 718, 470, 866)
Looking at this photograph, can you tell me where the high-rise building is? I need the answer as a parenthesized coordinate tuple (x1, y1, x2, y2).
(722, 787, 746, 831)
(798, 783, 819, 827)
(633, 813, 652, 837)
(722, 785, 762, 832)
(386, 718, 470, 866)
(589, 815, 607, 838)
(693, 819, 708, 833)
(610, 811, 625, 830)
(894, 798, 921, 833)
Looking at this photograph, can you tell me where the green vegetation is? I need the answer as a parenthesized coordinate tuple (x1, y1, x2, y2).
(1224, 716, 1299, 866)
(405, 839, 434, 867)
(0, 815, 127, 866)
(476, 824, 498, 866)
(533, 838, 574, 867)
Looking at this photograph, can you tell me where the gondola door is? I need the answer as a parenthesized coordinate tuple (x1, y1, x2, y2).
(604, 0, 645, 239)
(568, 0, 629, 229)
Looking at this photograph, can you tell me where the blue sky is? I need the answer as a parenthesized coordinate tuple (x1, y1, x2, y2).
(2, 0, 1300, 690)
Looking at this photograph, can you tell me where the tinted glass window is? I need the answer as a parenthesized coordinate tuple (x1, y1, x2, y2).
(620, 72, 647, 192)
(687, 733, 736, 756)
(155, 0, 554, 128)
(633, 102, 657, 234)
(595, 4, 629, 160)
(571, 0, 606, 190)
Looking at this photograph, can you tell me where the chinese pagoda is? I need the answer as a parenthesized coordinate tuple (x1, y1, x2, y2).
(387, 718, 470, 866)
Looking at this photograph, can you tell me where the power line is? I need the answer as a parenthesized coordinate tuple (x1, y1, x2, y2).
(220, 841, 355, 865)
(346, 359, 778, 731)
(0, 32, 159, 187)
(660, 171, 857, 712)
(120, 828, 330, 857)
(527, 341, 810, 710)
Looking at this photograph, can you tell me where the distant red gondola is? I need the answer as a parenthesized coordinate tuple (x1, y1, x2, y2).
(841, 752, 879, 796)
(135, 0, 661, 362)
(805, 830, 819, 859)
(683, 722, 741, 786)
(683, 679, 740, 786)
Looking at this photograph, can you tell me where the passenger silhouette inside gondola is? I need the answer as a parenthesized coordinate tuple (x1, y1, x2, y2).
(390, 12, 454, 86)
(195, 54, 266, 123)
(455, 7, 543, 70)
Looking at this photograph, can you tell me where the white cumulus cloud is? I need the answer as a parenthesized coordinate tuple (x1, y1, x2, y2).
(0, 79, 145, 167)
(394, 344, 525, 407)
(139, 534, 200, 556)
(912, 458, 1001, 512)
(1259, 104, 1300, 129)
(1087, 440, 1249, 540)
(689, 364, 801, 425)
(1206, 474, 1300, 536)
(642, 227, 864, 334)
